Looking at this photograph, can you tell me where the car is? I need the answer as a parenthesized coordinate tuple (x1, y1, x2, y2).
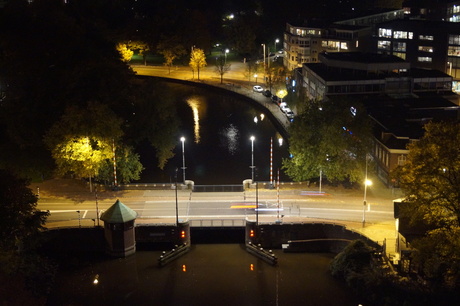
(285, 109, 294, 119)
(271, 95, 279, 103)
(263, 90, 272, 97)
(253, 85, 264, 92)
(280, 105, 290, 113)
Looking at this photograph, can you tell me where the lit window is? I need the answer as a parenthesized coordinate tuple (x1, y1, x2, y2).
(418, 46, 433, 52)
(449, 34, 460, 45)
(419, 35, 434, 41)
(378, 28, 392, 38)
(377, 40, 391, 50)
(393, 52, 406, 60)
(398, 155, 406, 166)
(393, 42, 406, 52)
(418, 57, 432, 62)
(340, 42, 348, 50)
(448, 46, 460, 56)
(394, 31, 408, 39)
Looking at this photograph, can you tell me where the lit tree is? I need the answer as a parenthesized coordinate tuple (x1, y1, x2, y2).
(395, 121, 460, 288)
(157, 36, 186, 74)
(283, 98, 372, 183)
(189, 47, 207, 80)
(116, 43, 134, 62)
(127, 41, 150, 65)
(214, 55, 231, 84)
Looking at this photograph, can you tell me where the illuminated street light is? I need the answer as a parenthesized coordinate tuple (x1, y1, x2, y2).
(261, 44, 266, 80)
(254, 74, 258, 84)
(275, 38, 279, 52)
(225, 49, 229, 64)
(180, 137, 186, 184)
(362, 179, 372, 226)
(250, 136, 255, 181)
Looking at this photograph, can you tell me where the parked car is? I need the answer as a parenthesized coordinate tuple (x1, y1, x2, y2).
(253, 85, 264, 92)
(263, 90, 272, 97)
(271, 95, 279, 103)
(285, 109, 294, 119)
(280, 104, 290, 113)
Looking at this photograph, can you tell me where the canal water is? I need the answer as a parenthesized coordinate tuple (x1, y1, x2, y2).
(46, 244, 362, 305)
(139, 81, 290, 185)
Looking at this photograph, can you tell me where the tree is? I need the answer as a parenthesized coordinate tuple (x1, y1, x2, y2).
(127, 40, 150, 65)
(98, 145, 144, 184)
(44, 101, 143, 189)
(394, 121, 460, 288)
(0, 170, 48, 252)
(116, 43, 134, 62)
(283, 98, 373, 183)
(157, 36, 186, 74)
(214, 55, 231, 84)
(189, 47, 207, 80)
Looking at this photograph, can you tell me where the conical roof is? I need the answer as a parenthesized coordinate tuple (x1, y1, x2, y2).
(100, 199, 137, 223)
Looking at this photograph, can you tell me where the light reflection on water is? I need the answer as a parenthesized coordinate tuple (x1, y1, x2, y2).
(220, 123, 239, 155)
(47, 244, 362, 305)
(186, 96, 202, 144)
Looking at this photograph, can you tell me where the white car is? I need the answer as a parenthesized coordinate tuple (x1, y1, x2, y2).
(285, 109, 294, 119)
(253, 85, 264, 92)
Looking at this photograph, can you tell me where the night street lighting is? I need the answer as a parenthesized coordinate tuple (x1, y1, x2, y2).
(250, 136, 255, 181)
(254, 74, 258, 84)
(362, 179, 372, 226)
(261, 44, 266, 80)
(275, 38, 279, 52)
(225, 49, 229, 63)
(180, 137, 186, 184)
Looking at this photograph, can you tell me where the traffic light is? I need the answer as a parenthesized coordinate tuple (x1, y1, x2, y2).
(181, 230, 186, 239)
(250, 229, 255, 237)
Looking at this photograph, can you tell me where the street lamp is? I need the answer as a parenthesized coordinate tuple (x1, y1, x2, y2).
(250, 136, 255, 182)
(261, 44, 266, 80)
(254, 74, 258, 84)
(180, 137, 186, 184)
(362, 179, 372, 226)
(225, 49, 229, 63)
(275, 38, 279, 52)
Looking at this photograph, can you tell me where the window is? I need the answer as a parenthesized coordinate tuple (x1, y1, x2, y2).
(449, 34, 460, 45)
(398, 155, 406, 166)
(394, 31, 408, 39)
(378, 28, 392, 38)
(377, 40, 391, 50)
(419, 35, 434, 41)
(448, 46, 460, 56)
(418, 46, 433, 52)
(393, 42, 406, 52)
(340, 42, 348, 50)
(393, 52, 406, 60)
(418, 57, 432, 62)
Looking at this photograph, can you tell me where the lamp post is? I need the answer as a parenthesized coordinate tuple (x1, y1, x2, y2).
(362, 179, 372, 226)
(180, 137, 186, 184)
(275, 38, 279, 52)
(250, 136, 255, 182)
(225, 49, 229, 64)
(254, 74, 258, 84)
(261, 44, 266, 81)
(175, 168, 179, 226)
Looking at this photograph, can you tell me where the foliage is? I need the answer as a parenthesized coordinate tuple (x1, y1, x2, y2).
(283, 98, 373, 183)
(394, 121, 460, 289)
(189, 47, 207, 80)
(0, 170, 48, 251)
(127, 40, 150, 65)
(214, 55, 231, 84)
(116, 43, 134, 62)
(44, 101, 143, 181)
(98, 145, 144, 184)
(157, 36, 187, 74)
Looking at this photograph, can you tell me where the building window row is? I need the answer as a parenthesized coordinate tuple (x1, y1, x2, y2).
(394, 31, 413, 39)
(379, 28, 392, 38)
(393, 52, 406, 60)
(327, 83, 384, 94)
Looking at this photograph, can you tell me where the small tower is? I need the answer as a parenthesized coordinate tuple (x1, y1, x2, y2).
(100, 199, 137, 257)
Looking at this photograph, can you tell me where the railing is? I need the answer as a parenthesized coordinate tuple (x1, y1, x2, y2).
(193, 185, 244, 192)
(189, 219, 246, 227)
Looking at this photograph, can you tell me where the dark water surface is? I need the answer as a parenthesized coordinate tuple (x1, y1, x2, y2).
(47, 244, 362, 306)
(139, 82, 290, 185)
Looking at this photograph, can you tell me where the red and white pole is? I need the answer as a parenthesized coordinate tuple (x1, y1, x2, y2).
(270, 137, 273, 187)
(277, 168, 280, 220)
(112, 139, 118, 188)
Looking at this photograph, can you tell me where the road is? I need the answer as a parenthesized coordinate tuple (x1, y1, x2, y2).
(37, 187, 396, 225)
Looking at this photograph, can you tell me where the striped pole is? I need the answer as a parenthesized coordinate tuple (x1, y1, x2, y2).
(112, 139, 118, 188)
(95, 186, 100, 227)
(277, 168, 280, 220)
(270, 137, 273, 187)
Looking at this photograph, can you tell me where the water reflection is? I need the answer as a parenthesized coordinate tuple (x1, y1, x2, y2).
(47, 244, 362, 305)
(220, 123, 239, 155)
(186, 96, 202, 143)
